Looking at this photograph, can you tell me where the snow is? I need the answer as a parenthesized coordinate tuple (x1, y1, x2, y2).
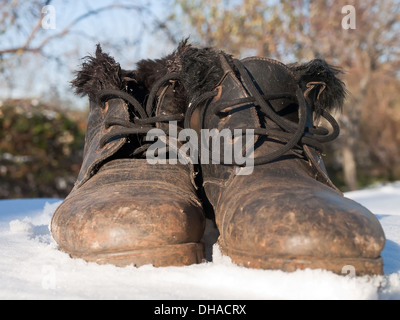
(1, 183, 400, 300)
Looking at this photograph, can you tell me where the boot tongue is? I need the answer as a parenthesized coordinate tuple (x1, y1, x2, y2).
(240, 57, 300, 123)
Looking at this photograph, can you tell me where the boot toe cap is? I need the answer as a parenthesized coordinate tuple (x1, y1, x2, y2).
(219, 186, 385, 261)
(51, 183, 205, 259)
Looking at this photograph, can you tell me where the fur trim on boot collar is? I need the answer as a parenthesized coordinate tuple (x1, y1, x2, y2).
(72, 42, 346, 118)
(71, 44, 124, 102)
(134, 39, 235, 113)
(288, 59, 347, 114)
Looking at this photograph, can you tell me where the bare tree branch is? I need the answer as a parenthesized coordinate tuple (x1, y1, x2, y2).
(0, 3, 150, 56)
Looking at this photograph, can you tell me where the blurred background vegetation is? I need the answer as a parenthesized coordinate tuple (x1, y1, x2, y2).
(1, 0, 399, 199)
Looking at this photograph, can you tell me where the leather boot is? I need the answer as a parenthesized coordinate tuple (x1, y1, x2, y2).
(177, 43, 385, 275)
(51, 45, 205, 267)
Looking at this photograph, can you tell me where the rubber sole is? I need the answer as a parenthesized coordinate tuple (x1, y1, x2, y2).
(220, 246, 384, 276)
(66, 243, 205, 267)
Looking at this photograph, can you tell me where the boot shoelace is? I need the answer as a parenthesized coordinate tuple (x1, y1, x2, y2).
(96, 59, 340, 189)
(97, 72, 184, 156)
(183, 59, 340, 171)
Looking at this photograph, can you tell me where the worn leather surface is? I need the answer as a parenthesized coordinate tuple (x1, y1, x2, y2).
(191, 56, 385, 272)
(52, 159, 204, 256)
(73, 98, 129, 190)
(51, 85, 206, 266)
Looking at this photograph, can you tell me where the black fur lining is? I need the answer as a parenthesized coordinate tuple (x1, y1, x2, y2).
(71, 44, 125, 102)
(71, 40, 234, 115)
(135, 40, 187, 91)
(71, 42, 346, 118)
(288, 59, 347, 113)
(177, 41, 234, 101)
(134, 39, 234, 113)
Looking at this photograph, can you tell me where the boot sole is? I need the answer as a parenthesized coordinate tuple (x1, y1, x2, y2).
(66, 243, 205, 267)
(220, 246, 384, 276)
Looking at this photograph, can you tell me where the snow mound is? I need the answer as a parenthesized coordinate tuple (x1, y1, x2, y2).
(9, 218, 34, 234)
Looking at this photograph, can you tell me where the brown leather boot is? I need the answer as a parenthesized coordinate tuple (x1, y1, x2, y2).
(51, 45, 205, 267)
(177, 43, 385, 275)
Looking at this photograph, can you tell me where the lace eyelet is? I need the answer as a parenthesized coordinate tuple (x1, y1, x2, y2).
(100, 101, 109, 114)
(212, 86, 222, 102)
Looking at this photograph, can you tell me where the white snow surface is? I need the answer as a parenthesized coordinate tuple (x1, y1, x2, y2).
(1, 182, 400, 300)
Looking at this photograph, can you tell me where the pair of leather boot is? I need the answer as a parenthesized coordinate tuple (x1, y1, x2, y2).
(51, 41, 385, 275)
